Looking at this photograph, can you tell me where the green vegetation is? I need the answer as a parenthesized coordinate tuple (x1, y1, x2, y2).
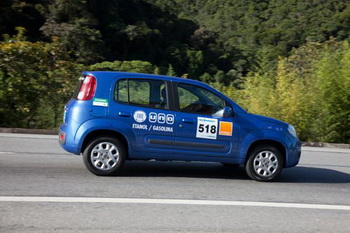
(0, 28, 84, 128)
(0, 0, 349, 143)
(225, 40, 350, 143)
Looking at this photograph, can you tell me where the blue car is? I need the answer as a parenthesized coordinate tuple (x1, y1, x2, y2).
(59, 71, 301, 181)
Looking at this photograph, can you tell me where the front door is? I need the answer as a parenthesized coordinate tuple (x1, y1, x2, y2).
(173, 82, 239, 157)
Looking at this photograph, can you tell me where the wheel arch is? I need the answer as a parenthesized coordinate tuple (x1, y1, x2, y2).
(81, 129, 129, 157)
(245, 140, 287, 167)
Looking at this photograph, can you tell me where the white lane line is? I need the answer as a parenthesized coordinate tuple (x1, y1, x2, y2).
(0, 133, 57, 139)
(0, 152, 14, 154)
(1, 196, 349, 211)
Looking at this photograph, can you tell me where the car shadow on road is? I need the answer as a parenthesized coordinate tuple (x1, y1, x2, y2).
(279, 166, 350, 184)
(122, 162, 350, 183)
(122, 161, 249, 180)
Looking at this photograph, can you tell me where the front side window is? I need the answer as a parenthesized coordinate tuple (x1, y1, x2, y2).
(115, 79, 167, 109)
(177, 83, 225, 115)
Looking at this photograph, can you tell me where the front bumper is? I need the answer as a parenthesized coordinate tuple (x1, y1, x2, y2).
(285, 137, 301, 168)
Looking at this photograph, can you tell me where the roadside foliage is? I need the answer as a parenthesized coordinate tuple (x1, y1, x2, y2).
(225, 40, 350, 143)
(0, 0, 350, 143)
(0, 28, 83, 128)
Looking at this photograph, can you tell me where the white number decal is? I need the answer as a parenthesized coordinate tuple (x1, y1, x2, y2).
(196, 117, 218, 139)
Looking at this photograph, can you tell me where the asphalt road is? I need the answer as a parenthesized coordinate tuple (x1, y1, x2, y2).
(0, 133, 349, 232)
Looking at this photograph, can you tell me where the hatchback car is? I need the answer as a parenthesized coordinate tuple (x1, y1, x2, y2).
(59, 71, 301, 181)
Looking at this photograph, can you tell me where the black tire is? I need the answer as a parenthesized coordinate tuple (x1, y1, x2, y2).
(83, 136, 126, 176)
(245, 144, 283, 181)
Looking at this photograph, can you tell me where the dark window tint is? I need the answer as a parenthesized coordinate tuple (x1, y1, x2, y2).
(115, 79, 167, 109)
(177, 83, 225, 115)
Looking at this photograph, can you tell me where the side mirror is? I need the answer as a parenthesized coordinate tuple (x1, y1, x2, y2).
(223, 106, 233, 117)
(212, 106, 233, 118)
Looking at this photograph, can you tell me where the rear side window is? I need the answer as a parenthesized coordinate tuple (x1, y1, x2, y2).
(129, 80, 151, 105)
(115, 79, 167, 109)
(116, 79, 128, 103)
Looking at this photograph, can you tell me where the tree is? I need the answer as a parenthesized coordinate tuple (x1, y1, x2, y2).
(40, 0, 105, 64)
(233, 39, 349, 143)
(166, 64, 177, 76)
(0, 28, 83, 128)
(90, 60, 155, 74)
(315, 42, 350, 142)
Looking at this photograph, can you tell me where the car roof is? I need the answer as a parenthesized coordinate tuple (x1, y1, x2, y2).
(83, 71, 206, 86)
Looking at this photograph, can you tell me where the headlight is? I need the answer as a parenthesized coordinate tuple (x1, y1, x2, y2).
(288, 125, 297, 137)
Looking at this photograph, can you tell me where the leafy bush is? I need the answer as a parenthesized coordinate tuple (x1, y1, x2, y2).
(89, 60, 155, 74)
(222, 39, 350, 143)
(0, 29, 83, 128)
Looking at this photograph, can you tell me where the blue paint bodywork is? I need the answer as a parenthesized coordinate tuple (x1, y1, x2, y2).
(59, 72, 301, 168)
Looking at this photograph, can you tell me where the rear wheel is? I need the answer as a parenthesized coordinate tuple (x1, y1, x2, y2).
(245, 145, 283, 181)
(83, 136, 126, 176)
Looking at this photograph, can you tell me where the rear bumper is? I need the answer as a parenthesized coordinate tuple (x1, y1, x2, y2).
(58, 125, 80, 155)
(58, 129, 66, 145)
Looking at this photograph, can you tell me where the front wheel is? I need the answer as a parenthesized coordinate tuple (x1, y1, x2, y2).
(245, 145, 283, 181)
(83, 137, 126, 176)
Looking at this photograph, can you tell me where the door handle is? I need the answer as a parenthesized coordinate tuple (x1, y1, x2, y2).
(182, 118, 194, 124)
(119, 112, 131, 117)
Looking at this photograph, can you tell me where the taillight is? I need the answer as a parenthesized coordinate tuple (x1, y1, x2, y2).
(58, 130, 66, 145)
(77, 75, 96, 100)
(59, 133, 65, 141)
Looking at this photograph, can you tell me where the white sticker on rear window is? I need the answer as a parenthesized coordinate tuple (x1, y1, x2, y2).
(196, 117, 218, 140)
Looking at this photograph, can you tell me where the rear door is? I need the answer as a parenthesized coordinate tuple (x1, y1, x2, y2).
(108, 77, 175, 157)
(173, 82, 239, 157)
